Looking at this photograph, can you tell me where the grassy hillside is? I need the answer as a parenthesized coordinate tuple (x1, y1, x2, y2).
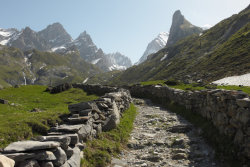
(0, 46, 100, 87)
(109, 5, 250, 85)
(140, 80, 250, 95)
(0, 85, 98, 148)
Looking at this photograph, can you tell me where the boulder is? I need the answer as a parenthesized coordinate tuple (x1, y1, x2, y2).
(50, 83, 72, 94)
(30, 108, 43, 112)
(3, 141, 60, 153)
(77, 124, 93, 142)
(16, 160, 39, 167)
(102, 102, 120, 131)
(0, 155, 15, 167)
(52, 147, 67, 167)
(40, 162, 54, 167)
(65, 147, 74, 159)
(0, 99, 8, 105)
(36, 136, 71, 150)
(68, 102, 99, 115)
(62, 147, 80, 167)
(62, 134, 79, 145)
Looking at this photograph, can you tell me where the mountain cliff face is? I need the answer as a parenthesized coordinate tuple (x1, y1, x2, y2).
(0, 23, 132, 72)
(167, 10, 202, 46)
(109, 6, 250, 85)
(137, 32, 169, 64)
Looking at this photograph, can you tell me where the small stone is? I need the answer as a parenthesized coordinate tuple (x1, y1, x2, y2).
(30, 108, 42, 112)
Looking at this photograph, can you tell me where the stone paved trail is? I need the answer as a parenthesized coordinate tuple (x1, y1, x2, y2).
(111, 99, 222, 167)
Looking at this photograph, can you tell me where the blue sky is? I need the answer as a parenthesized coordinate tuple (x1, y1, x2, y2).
(0, 0, 249, 63)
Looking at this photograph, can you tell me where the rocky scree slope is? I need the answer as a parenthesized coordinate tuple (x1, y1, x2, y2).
(110, 5, 250, 85)
(0, 23, 132, 72)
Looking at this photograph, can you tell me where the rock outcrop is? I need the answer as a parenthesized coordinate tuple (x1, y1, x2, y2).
(0, 86, 131, 167)
(166, 10, 202, 46)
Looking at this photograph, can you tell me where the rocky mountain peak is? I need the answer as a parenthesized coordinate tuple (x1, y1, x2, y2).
(172, 10, 185, 27)
(23, 27, 34, 34)
(137, 32, 169, 64)
(38, 22, 72, 48)
(77, 31, 92, 41)
(167, 10, 202, 46)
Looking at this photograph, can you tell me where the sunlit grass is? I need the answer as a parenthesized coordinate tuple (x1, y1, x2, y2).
(0, 85, 98, 148)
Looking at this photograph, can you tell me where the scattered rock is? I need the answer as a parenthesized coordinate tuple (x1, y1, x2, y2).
(30, 108, 42, 112)
(0, 99, 8, 105)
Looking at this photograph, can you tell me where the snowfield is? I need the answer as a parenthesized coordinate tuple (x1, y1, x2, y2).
(212, 73, 250, 86)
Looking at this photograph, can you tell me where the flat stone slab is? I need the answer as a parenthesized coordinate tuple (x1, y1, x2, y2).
(50, 124, 83, 133)
(4, 151, 56, 162)
(3, 141, 60, 153)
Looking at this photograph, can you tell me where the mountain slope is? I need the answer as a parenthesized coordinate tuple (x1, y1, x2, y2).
(109, 5, 250, 85)
(137, 32, 169, 64)
(0, 45, 100, 86)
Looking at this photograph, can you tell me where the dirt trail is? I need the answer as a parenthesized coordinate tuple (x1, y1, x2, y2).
(110, 99, 222, 167)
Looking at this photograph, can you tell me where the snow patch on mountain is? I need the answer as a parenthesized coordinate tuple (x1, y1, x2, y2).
(160, 54, 168, 61)
(202, 24, 212, 30)
(83, 77, 89, 84)
(137, 32, 169, 64)
(51, 46, 66, 52)
(212, 73, 250, 86)
(91, 58, 102, 65)
(108, 64, 127, 71)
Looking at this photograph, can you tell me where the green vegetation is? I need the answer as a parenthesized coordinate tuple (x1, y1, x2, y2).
(110, 6, 250, 86)
(0, 46, 100, 86)
(140, 80, 166, 86)
(140, 80, 250, 95)
(0, 85, 98, 148)
(81, 104, 137, 167)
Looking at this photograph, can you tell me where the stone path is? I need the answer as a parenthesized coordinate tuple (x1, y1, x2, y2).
(110, 99, 221, 167)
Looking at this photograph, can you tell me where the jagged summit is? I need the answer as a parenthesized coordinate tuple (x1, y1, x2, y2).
(38, 22, 72, 48)
(0, 23, 132, 72)
(167, 10, 202, 46)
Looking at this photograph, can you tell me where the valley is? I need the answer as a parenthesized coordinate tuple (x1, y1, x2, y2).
(0, 2, 249, 167)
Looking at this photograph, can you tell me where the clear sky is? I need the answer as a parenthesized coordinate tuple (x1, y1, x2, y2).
(0, 0, 249, 63)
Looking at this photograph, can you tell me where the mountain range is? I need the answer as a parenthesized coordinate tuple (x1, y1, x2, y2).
(0, 23, 132, 71)
(103, 5, 250, 85)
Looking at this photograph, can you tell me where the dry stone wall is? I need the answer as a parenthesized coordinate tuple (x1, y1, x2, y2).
(0, 85, 131, 167)
(128, 84, 250, 164)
